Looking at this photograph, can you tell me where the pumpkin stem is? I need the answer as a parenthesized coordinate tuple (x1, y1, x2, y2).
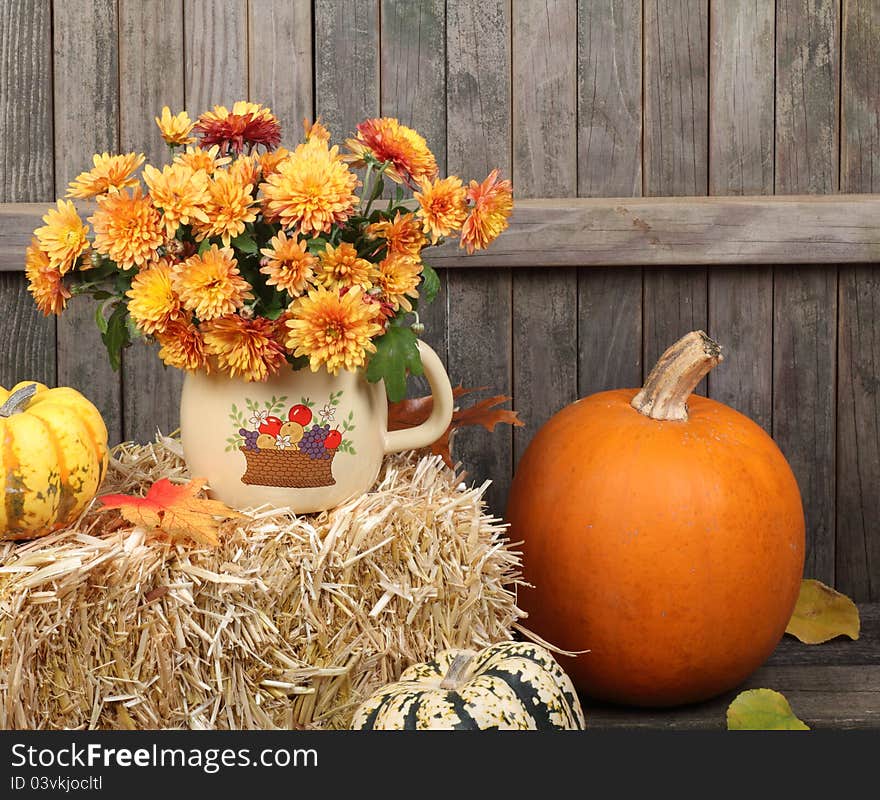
(0, 383, 38, 418)
(439, 652, 475, 690)
(631, 331, 723, 421)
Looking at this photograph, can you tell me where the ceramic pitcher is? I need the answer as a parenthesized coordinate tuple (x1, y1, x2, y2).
(179, 340, 453, 514)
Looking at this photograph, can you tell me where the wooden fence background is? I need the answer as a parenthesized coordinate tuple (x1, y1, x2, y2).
(2, 0, 880, 600)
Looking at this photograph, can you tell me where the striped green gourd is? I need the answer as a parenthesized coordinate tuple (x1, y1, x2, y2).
(351, 641, 586, 730)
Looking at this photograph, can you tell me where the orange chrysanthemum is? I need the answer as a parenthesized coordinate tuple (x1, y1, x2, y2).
(25, 239, 70, 316)
(202, 315, 288, 382)
(303, 117, 331, 143)
(156, 320, 209, 372)
(34, 199, 90, 273)
(460, 169, 514, 254)
(194, 101, 282, 154)
(375, 253, 422, 312)
(174, 144, 231, 174)
(414, 175, 468, 244)
(230, 153, 261, 187)
(260, 137, 359, 235)
(143, 163, 210, 237)
(155, 106, 196, 146)
(172, 245, 252, 321)
(345, 117, 438, 185)
(315, 242, 376, 290)
(125, 259, 185, 335)
(286, 287, 383, 374)
(192, 169, 257, 246)
(258, 146, 291, 178)
(366, 211, 426, 258)
(259, 231, 317, 296)
(89, 187, 165, 270)
(65, 152, 145, 199)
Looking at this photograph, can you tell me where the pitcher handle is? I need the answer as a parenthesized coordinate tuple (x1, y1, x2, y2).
(383, 340, 454, 454)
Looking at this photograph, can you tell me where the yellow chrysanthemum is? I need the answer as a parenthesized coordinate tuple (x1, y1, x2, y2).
(192, 169, 257, 246)
(34, 199, 90, 273)
(194, 101, 281, 154)
(155, 106, 196, 146)
(143, 163, 210, 237)
(375, 253, 422, 312)
(315, 242, 376, 290)
(125, 259, 185, 335)
(414, 175, 468, 244)
(172, 245, 252, 321)
(345, 117, 438, 185)
(174, 144, 231, 175)
(89, 187, 165, 270)
(230, 153, 261, 187)
(259, 231, 317, 296)
(460, 169, 514, 254)
(285, 287, 383, 374)
(260, 137, 359, 235)
(65, 152, 145, 199)
(258, 146, 291, 178)
(202, 315, 288, 382)
(366, 211, 426, 258)
(156, 320, 209, 372)
(25, 239, 70, 316)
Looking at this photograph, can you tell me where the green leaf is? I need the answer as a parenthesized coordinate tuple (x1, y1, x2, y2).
(420, 262, 441, 305)
(100, 303, 131, 372)
(231, 232, 259, 254)
(786, 579, 861, 644)
(365, 325, 424, 402)
(726, 689, 810, 731)
(198, 238, 212, 255)
(370, 176, 385, 203)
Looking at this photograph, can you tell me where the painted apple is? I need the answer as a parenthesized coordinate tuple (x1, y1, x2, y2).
(259, 416, 284, 436)
(324, 430, 342, 450)
(288, 404, 312, 426)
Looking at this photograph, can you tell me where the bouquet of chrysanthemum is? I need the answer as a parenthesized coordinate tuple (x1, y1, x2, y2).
(24, 102, 512, 400)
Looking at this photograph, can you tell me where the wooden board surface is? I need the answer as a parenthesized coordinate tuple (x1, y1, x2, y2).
(7, 195, 880, 273)
(587, 604, 880, 730)
(774, 0, 840, 588)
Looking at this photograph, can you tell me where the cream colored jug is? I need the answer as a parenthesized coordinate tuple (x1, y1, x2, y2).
(180, 341, 453, 513)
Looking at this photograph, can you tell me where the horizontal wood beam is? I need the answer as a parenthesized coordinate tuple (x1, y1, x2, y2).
(3, 195, 880, 271)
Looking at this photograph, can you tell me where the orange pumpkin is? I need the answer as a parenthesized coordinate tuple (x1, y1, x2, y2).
(506, 331, 805, 707)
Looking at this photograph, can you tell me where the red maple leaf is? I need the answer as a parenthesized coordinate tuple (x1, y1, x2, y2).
(99, 478, 245, 546)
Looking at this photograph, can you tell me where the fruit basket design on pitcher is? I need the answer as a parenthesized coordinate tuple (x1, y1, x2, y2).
(227, 392, 356, 489)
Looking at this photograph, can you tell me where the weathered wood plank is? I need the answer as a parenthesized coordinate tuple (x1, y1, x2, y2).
(577, 0, 642, 197)
(7, 196, 880, 271)
(643, 0, 709, 390)
(183, 0, 248, 115)
(314, 0, 379, 138)
(775, 0, 840, 588)
(118, 0, 185, 444)
(707, 0, 774, 431)
(511, 0, 578, 464)
(588, 604, 880, 730)
(52, 0, 122, 443)
(0, 0, 55, 390)
(446, 0, 512, 515)
(380, 0, 448, 367)
(576, 0, 642, 397)
(247, 0, 313, 147)
(837, 0, 880, 601)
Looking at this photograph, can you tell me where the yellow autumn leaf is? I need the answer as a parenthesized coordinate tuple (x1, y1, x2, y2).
(727, 689, 810, 730)
(785, 579, 860, 644)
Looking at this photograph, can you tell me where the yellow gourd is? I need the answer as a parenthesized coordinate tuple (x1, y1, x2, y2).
(0, 382, 108, 540)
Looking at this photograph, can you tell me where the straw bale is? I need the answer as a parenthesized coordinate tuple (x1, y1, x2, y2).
(0, 437, 526, 729)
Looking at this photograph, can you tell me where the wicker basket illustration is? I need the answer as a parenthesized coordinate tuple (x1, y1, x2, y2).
(240, 447, 336, 488)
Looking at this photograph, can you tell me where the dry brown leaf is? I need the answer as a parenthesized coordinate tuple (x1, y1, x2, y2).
(785, 578, 860, 644)
(388, 385, 524, 467)
(99, 478, 245, 546)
